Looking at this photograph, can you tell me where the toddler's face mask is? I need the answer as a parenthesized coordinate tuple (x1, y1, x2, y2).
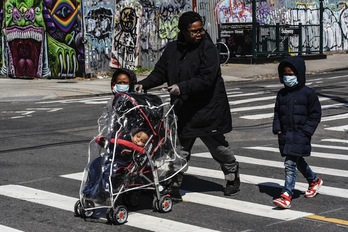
(113, 84, 129, 93)
(283, 75, 298, 87)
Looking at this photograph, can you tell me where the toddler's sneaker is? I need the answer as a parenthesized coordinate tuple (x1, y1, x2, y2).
(305, 178, 323, 198)
(273, 192, 292, 209)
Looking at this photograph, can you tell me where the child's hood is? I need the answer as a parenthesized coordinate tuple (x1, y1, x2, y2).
(278, 56, 306, 88)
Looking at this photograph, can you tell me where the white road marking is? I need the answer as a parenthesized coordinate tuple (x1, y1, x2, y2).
(187, 167, 348, 199)
(244, 146, 348, 160)
(181, 191, 312, 221)
(324, 125, 348, 132)
(192, 152, 348, 178)
(321, 113, 348, 122)
(0, 185, 220, 232)
(321, 139, 348, 144)
(0, 225, 24, 232)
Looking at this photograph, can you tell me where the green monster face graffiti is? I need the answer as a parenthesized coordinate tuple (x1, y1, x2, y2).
(4, 0, 45, 77)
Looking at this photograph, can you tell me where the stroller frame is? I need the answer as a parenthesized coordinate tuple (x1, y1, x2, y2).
(74, 93, 187, 225)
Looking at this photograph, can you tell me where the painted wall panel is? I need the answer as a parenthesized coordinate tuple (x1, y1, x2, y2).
(83, 0, 114, 74)
(0, 0, 83, 78)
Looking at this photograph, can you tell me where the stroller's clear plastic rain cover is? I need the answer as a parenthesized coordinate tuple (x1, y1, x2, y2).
(79, 93, 187, 208)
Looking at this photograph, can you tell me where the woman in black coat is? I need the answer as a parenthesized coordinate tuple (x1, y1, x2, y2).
(272, 56, 323, 209)
(135, 11, 240, 198)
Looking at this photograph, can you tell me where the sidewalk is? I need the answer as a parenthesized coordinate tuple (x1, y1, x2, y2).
(0, 53, 347, 102)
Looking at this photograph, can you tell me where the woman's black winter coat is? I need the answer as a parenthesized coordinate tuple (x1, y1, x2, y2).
(138, 34, 232, 138)
(272, 56, 321, 157)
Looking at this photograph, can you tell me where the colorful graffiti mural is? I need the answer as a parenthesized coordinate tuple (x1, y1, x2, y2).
(139, 0, 191, 68)
(0, 0, 83, 78)
(109, 1, 142, 70)
(83, 0, 114, 73)
(108, 0, 191, 70)
(0, 0, 348, 78)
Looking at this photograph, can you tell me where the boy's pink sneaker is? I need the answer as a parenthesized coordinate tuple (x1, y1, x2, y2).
(305, 178, 323, 198)
(273, 192, 292, 209)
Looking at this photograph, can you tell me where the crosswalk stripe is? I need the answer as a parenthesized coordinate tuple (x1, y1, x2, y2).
(0, 183, 312, 228)
(187, 167, 348, 199)
(61, 174, 313, 221)
(244, 146, 348, 161)
(192, 152, 348, 178)
(227, 91, 265, 97)
(324, 125, 348, 132)
(229, 96, 275, 105)
(231, 103, 274, 113)
(0, 225, 24, 232)
(62, 165, 348, 199)
(322, 139, 348, 144)
(321, 103, 348, 109)
(126, 213, 221, 232)
(0, 185, 220, 232)
(321, 113, 348, 122)
(230, 94, 346, 106)
(312, 143, 348, 151)
(181, 191, 312, 221)
(240, 113, 273, 120)
(233, 98, 337, 117)
(0, 185, 76, 211)
(238, 104, 348, 120)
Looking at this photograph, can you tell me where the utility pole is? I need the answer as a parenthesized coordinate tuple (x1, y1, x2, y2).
(252, 0, 257, 58)
(319, 0, 323, 54)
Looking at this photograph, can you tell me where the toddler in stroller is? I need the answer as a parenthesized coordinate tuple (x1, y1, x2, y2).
(74, 90, 187, 225)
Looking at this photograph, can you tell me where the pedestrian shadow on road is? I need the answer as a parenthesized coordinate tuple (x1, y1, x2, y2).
(258, 182, 303, 200)
(181, 175, 224, 193)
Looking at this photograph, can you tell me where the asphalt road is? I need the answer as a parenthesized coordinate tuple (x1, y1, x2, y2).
(0, 70, 347, 232)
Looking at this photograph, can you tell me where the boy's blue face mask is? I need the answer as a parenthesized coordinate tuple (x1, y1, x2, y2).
(283, 75, 298, 87)
(113, 84, 129, 93)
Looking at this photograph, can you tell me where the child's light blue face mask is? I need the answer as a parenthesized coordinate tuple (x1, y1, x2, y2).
(113, 84, 129, 93)
(283, 75, 298, 87)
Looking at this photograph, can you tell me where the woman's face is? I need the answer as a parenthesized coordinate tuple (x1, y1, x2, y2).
(185, 21, 205, 44)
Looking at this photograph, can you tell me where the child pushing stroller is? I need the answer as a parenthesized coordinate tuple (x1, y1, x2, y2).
(74, 68, 187, 224)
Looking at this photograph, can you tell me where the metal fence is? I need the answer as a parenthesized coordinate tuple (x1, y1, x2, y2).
(218, 23, 321, 59)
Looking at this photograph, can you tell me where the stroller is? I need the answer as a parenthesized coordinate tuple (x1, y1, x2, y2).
(74, 92, 188, 225)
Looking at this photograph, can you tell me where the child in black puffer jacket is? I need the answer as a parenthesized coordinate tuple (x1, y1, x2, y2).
(272, 56, 322, 209)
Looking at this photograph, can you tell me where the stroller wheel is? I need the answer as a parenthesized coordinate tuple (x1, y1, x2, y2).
(158, 195, 173, 213)
(112, 205, 128, 225)
(74, 200, 82, 217)
(81, 200, 95, 218)
(106, 208, 113, 223)
(124, 191, 141, 208)
(152, 197, 159, 211)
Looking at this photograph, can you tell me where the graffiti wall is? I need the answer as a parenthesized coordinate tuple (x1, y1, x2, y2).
(0, 0, 84, 78)
(109, 0, 142, 70)
(83, 0, 114, 73)
(108, 0, 191, 70)
(0, 0, 348, 78)
(139, 0, 191, 68)
(86, 0, 191, 72)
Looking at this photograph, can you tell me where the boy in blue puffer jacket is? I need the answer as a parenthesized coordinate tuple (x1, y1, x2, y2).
(272, 56, 322, 209)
